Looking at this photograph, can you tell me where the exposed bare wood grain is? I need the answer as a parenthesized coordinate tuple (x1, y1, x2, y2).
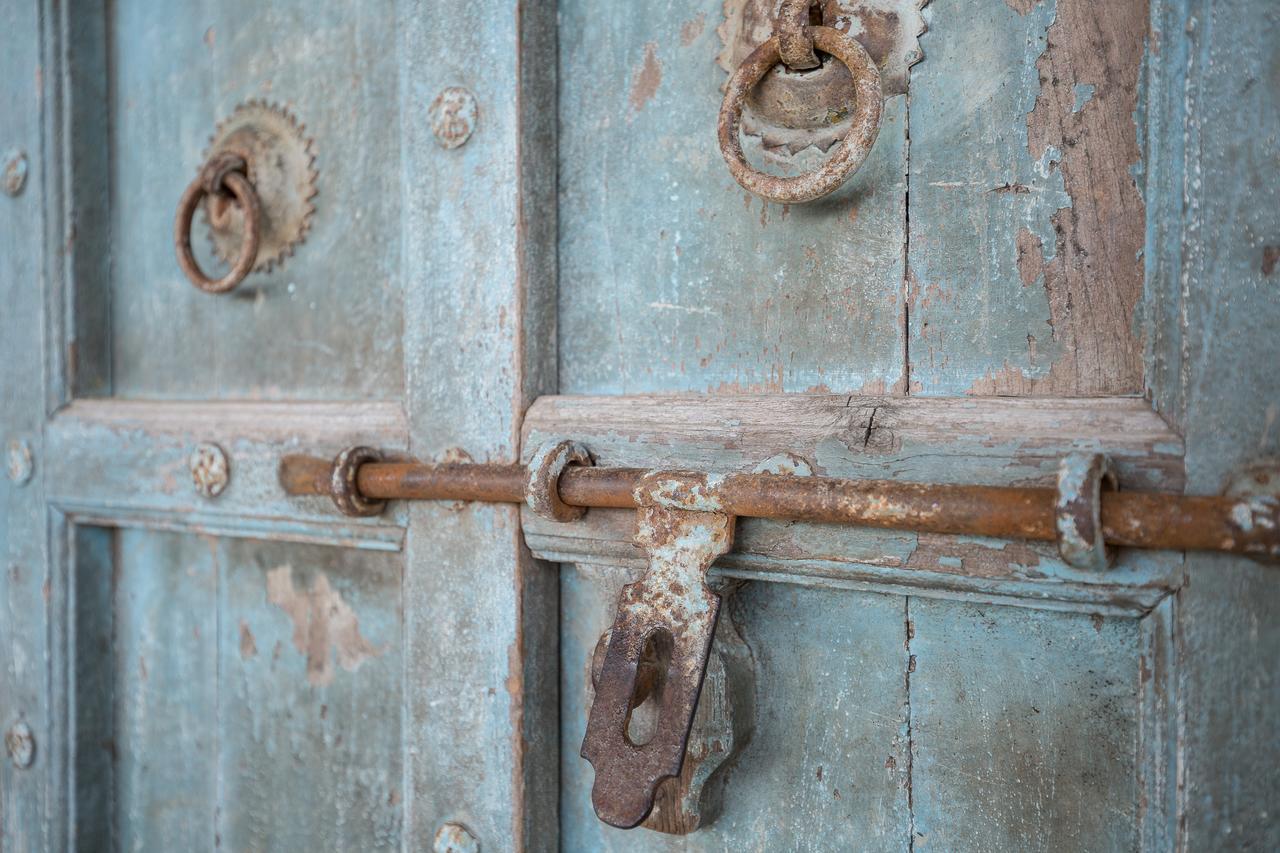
(909, 0, 1148, 396)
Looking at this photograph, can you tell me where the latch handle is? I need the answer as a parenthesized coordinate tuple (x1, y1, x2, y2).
(580, 495, 735, 828)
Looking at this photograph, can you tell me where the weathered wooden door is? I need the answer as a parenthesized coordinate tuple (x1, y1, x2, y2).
(2, 0, 1277, 851)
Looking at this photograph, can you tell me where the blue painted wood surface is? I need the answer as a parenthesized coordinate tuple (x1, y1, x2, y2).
(2, 0, 1277, 849)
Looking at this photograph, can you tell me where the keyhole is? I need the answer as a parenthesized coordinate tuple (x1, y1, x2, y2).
(624, 628, 673, 747)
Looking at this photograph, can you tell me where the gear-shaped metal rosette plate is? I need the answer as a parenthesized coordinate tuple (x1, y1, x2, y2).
(718, 0, 927, 155)
(203, 101, 317, 274)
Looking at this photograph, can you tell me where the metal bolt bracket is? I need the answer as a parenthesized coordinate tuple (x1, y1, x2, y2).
(590, 611, 755, 835)
(5, 721, 35, 769)
(526, 439, 593, 523)
(330, 446, 387, 517)
(580, 472, 736, 829)
(1056, 453, 1118, 570)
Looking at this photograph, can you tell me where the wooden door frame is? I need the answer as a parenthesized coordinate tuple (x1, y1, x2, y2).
(3, 0, 1276, 850)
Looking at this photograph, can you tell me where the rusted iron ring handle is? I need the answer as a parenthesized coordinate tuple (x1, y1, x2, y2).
(777, 0, 821, 70)
(1056, 453, 1118, 570)
(718, 26, 882, 204)
(526, 439, 593, 522)
(174, 153, 261, 294)
(330, 446, 387, 518)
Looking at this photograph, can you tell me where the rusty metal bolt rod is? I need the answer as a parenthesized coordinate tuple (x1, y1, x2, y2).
(278, 454, 1280, 559)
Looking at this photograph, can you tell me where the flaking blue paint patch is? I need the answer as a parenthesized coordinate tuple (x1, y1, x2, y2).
(1073, 82, 1097, 113)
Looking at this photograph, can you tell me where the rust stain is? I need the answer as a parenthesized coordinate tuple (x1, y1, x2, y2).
(1262, 245, 1279, 276)
(629, 42, 663, 116)
(1004, 0, 1041, 14)
(681, 12, 707, 46)
(238, 620, 258, 659)
(266, 565, 383, 686)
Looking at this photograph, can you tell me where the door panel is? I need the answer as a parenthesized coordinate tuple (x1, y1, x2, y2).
(551, 0, 1165, 849)
(907, 0, 1147, 395)
(559, 0, 908, 396)
(4, 0, 1278, 849)
(107, 1, 404, 400)
(909, 600, 1140, 851)
(71, 528, 404, 849)
(562, 567, 912, 851)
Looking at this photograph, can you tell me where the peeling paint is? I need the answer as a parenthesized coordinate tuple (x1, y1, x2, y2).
(1072, 82, 1096, 112)
(628, 42, 662, 116)
(681, 12, 707, 46)
(238, 619, 258, 660)
(1263, 245, 1279, 277)
(912, 0, 1146, 396)
(266, 564, 383, 686)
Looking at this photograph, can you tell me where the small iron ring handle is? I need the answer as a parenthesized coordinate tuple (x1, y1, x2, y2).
(174, 152, 262, 294)
(718, 26, 883, 204)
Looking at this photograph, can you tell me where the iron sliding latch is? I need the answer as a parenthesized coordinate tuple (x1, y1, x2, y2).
(279, 442, 1280, 829)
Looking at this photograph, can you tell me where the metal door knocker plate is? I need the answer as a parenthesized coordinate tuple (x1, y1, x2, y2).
(717, 0, 927, 202)
(174, 100, 317, 293)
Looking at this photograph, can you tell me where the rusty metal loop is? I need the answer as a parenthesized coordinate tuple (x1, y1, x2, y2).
(526, 439, 593, 523)
(174, 155, 261, 294)
(330, 446, 387, 518)
(777, 0, 821, 70)
(1055, 453, 1119, 570)
(718, 26, 882, 204)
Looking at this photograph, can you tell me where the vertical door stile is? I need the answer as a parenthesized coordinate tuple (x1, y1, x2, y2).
(2, 1, 50, 847)
(399, 1, 559, 849)
(1147, 1, 1280, 849)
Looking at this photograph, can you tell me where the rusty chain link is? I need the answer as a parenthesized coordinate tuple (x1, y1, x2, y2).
(777, 0, 821, 70)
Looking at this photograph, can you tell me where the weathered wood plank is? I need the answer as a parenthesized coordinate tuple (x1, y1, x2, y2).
(1138, 595, 1178, 851)
(909, 599, 1140, 851)
(70, 526, 116, 850)
(908, 0, 1148, 395)
(1143, 0, 1280, 847)
(558, 0, 908, 395)
(111, 529, 218, 850)
(216, 538, 402, 850)
(560, 564, 911, 850)
(1, 0, 53, 847)
(522, 394, 1184, 611)
(105, 0, 404, 400)
(399, 0, 559, 849)
(45, 400, 408, 550)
